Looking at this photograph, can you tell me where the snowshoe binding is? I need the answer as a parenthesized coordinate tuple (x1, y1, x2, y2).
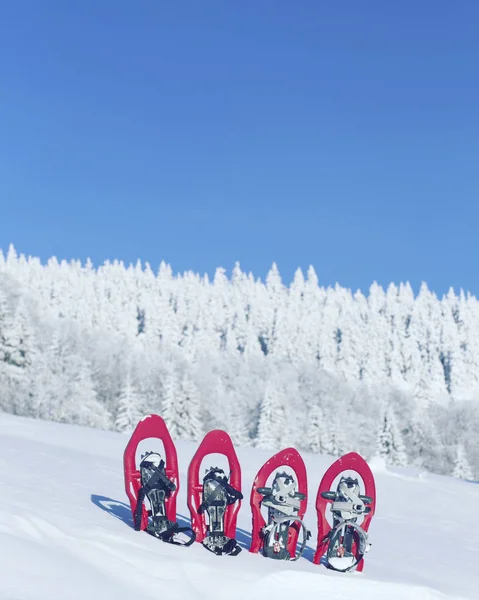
(258, 471, 310, 561)
(321, 476, 372, 572)
(134, 452, 195, 546)
(198, 467, 243, 556)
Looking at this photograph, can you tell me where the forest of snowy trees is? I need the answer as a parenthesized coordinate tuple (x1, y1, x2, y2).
(0, 245, 477, 480)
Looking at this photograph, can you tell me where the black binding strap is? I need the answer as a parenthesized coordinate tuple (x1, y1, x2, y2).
(150, 518, 196, 547)
(134, 486, 147, 531)
(203, 535, 242, 556)
(134, 453, 195, 546)
(198, 469, 243, 514)
(200, 468, 243, 556)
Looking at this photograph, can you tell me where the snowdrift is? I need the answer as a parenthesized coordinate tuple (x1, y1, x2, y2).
(0, 414, 477, 599)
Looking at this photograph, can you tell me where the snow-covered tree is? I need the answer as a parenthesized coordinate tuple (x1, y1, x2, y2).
(179, 371, 202, 441)
(256, 381, 285, 450)
(115, 373, 143, 433)
(161, 365, 202, 442)
(65, 355, 111, 429)
(227, 395, 251, 447)
(452, 444, 474, 481)
(0, 286, 11, 363)
(0, 244, 478, 479)
(161, 365, 181, 437)
(4, 298, 36, 368)
(307, 404, 333, 454)
(376, 405, 408, 467)
(403, 404, 439, 469)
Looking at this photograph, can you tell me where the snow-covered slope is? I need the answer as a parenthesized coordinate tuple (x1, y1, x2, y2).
(0, 415, 477, 600)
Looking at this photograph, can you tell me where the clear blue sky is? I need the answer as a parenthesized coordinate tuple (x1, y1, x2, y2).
(1, 1, 478, 295)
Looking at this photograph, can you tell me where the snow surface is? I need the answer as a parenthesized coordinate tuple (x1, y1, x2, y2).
(0, 414, 477, 600)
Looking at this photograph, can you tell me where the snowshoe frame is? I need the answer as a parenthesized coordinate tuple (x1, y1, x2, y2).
(249, 447, 308, 559)
(123, 414, 179, 531)
(313, 452, 376, 572)
(187, 430, 242, 544)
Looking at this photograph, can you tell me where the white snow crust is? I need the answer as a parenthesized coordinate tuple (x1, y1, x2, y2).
(0, 414, 477, 599)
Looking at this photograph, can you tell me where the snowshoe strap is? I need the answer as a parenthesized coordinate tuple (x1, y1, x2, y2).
(134, 453, 195, 546)
(134, 456, 173, 531)
(199, 468, 242, 556)
(198, 470, 243, 514)
(320, 476, 372, 571)
(331, 483, 366, 518)
(258, 472, 304, 517)
(134, 486, 148, 531)
(258, 473, 310, 561)
(324, 519, 370, 572)
(262, 516, 310, 561)
(141, 458, 176, 494)
(135, 496, 196, 546)
(148, 517, 196, 547)
(202, 535, 242, 556)
(261, 519, 291, 560)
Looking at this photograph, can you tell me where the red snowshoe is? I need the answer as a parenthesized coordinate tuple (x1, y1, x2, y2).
(313, 452, 376, 572)
(250, 448, 310, 560)
(123, 414, 194, 545)
(187, 430, 243, 556)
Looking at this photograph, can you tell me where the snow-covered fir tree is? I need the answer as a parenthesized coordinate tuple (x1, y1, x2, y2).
(452, 444, 474, 481)
(0, 245, 478, 477)
(307, 404, 330, 454)
(376, 405, 408, 467)
(160, 365, 182, 438)
(115, 373, 143, 433)
(307, 402, 344, 456)
(178, 371, 202, 442)
(161, 364, 202, 442)
(324, 418, 344, 457)
(64, 354, 110, 429)
(5, 299, 36, 368)
(256, 381, 285, 450)
(0, 286, 11, 363)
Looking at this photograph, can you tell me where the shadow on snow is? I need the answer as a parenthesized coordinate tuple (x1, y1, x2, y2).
(91, 494, 134, 528)
(90, 494, 194, 533)
(89, 494, 249, 546)
(89, 494, 317, 559)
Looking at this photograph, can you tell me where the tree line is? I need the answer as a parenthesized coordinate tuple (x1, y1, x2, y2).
(0, 245, 477, 480)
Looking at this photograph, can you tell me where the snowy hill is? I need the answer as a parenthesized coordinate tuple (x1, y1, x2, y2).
(0, 414, 477, 600)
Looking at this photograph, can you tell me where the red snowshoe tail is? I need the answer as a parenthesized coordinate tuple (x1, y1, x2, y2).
(123, 414, 179, 531)
(187, 430, 242, 543)
(313, 452, 376, 571)
(249, 448, 308, 559)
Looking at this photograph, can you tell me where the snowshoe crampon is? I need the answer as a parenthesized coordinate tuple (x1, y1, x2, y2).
(188, 430, 243, 556)
(123, 414, 195, 546)
(250, 448, 310, 561)
(313, 452, 376, 572)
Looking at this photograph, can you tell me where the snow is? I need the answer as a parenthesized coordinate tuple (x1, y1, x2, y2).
(0, 414, 477, 599)
(2, 245, 479, 481)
